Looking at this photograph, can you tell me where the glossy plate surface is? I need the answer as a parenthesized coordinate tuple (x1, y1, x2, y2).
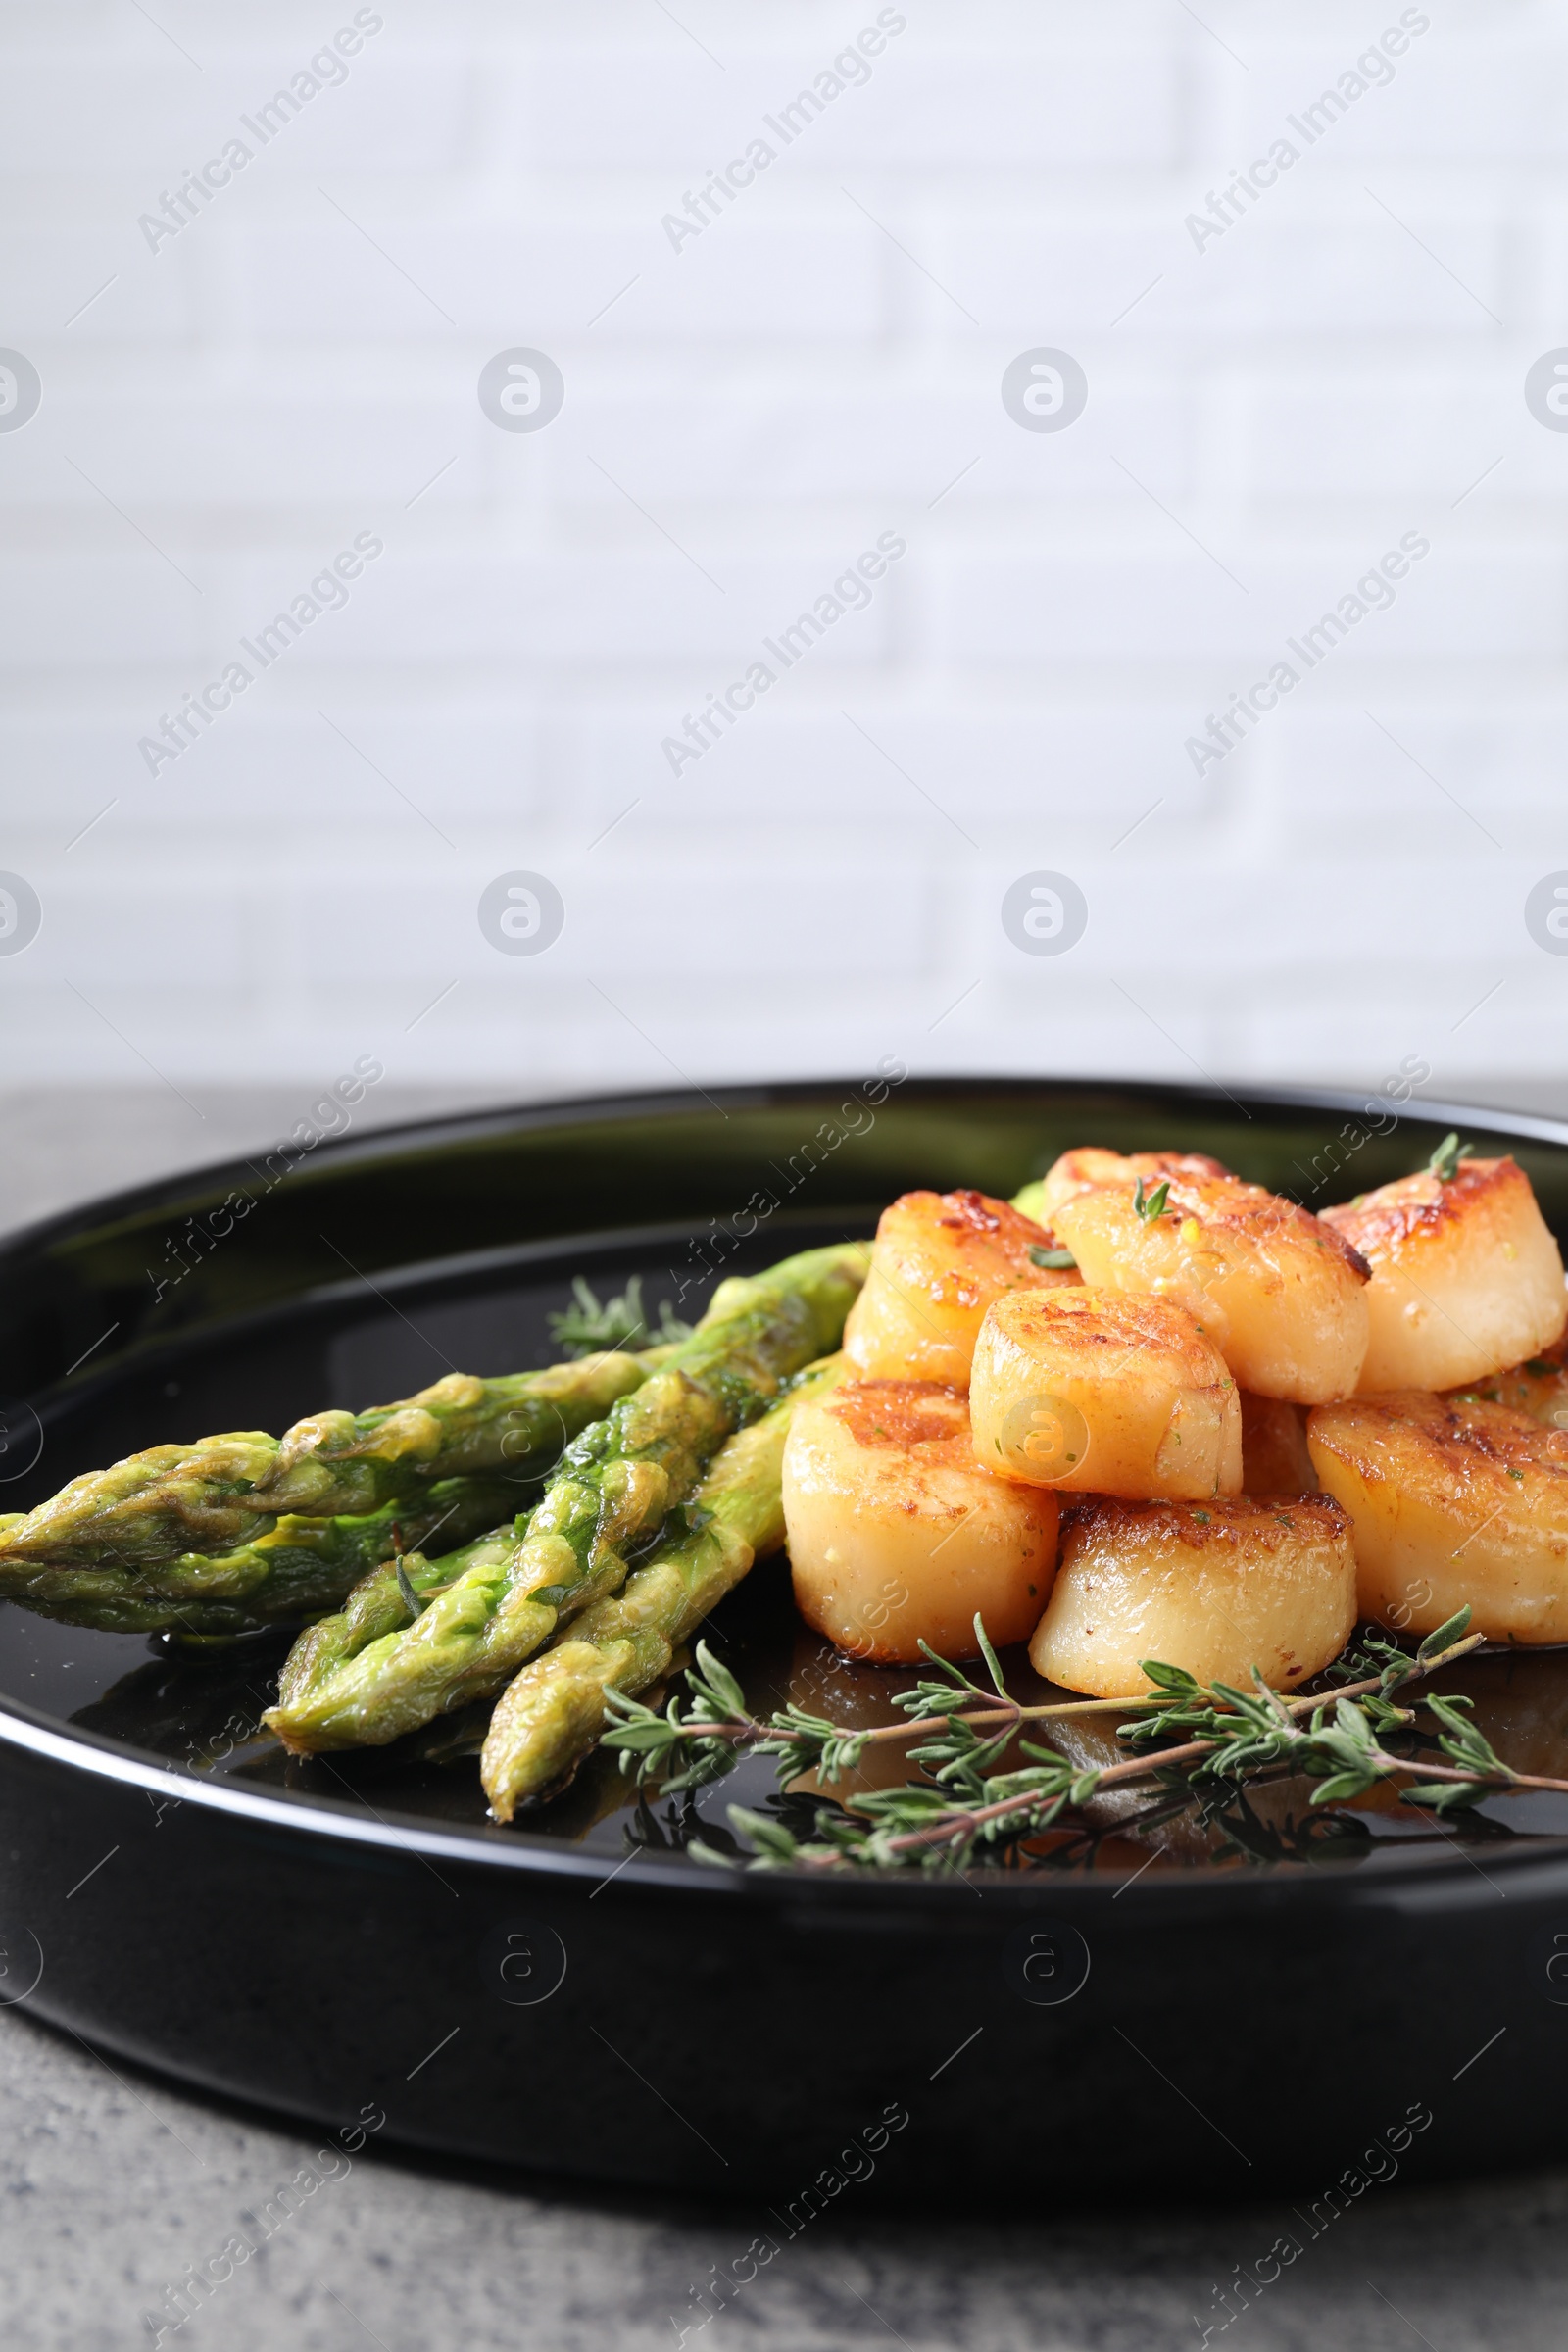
(1, 1080, 1565, 2199)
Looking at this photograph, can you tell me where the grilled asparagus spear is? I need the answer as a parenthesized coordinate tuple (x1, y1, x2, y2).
(0, 1351, 662, 1575)
(269, 1515, 519, 1715)
(479, 1355, 845, 1820)
(0, 1477, 520, 1638)
(264, 1244, 869, 1755)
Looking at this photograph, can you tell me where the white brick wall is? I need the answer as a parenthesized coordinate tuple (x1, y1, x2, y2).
(0, 0, 1564, 1119)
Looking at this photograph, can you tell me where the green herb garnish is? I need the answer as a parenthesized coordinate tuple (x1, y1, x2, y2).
(1427, 1132, 1475, 1183)
(394, 1558, 422, 1622)
(548, 1274, 692, 1358)
(600, 1606, 1549, 1874)
(1133, 1177, 1170, 1222)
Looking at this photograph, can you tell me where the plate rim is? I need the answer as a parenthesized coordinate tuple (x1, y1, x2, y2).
(3, 1072, 1562, 1273)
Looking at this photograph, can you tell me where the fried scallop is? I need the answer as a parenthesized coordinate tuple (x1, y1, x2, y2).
(1307, 1390, 1568, 1644)
(1321, 1156, 1566, 1393)
(968, 1287, 1242, 1502)
(1032, 1148, 1233, 1228)
(1028, 1494, 1356, 1696)
(782, 1379, 1057, 1664)
(1051, 1168, 1371, 1404)
(1239, 1392, 1320, 1496)
(842, 1188, 1080, 1390)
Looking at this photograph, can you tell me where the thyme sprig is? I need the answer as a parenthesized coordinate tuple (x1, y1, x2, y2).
(548, 1275, 693, 1359)
(602, 1631, 1185, 1796)
(600, 1606, 1568, 1873)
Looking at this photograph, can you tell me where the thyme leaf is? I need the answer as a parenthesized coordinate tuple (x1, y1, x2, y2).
(1133, 1177, 1171, 1223)
(1426, 1132, 1475, 1183)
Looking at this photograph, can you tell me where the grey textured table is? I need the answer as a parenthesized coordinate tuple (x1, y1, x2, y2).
(3, 1086, 1566, 2352)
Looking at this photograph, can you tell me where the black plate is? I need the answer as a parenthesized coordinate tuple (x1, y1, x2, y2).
(3, 1078, 1568, 2204)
